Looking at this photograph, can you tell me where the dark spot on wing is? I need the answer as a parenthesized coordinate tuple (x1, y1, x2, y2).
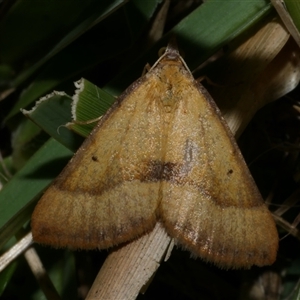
(92, 156, 98, 162)
(227, 169, 233, 176)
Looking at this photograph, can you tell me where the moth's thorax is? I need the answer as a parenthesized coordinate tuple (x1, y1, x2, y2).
(149, 58, 192, 114)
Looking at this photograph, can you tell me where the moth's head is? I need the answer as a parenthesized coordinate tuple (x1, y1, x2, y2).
(158, 38, 182, 64)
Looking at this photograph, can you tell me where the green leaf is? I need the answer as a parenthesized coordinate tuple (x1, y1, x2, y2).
(22, 79, 115, 150)
(5, 0, 160, 121)
(284, 0, 300, 32)
(70, 78, 115, 137)
(0, 138, 72, 249)
(104, 0, 273, 95)
(22, 92, 84, 152)
(0, 262, 17, 296)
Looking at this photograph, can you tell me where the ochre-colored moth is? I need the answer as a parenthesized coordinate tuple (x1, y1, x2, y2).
(31, 41, 278, 269)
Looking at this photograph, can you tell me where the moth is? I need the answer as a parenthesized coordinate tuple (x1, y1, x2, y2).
(31, 41, 278, 269)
